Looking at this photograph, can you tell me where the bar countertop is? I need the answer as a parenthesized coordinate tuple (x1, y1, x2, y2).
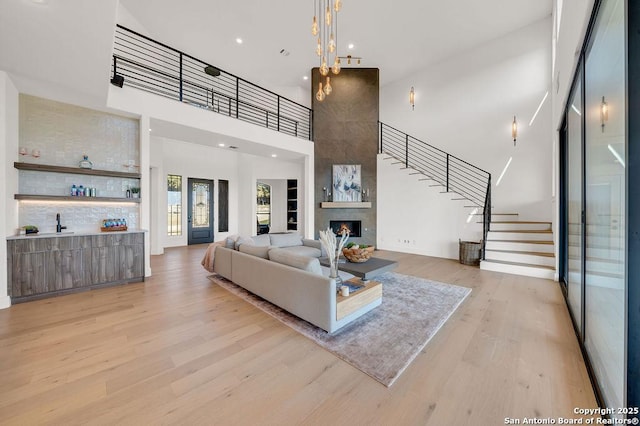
(6, 229, 147, 240)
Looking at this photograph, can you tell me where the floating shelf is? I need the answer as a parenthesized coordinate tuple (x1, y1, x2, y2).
(14, 162, 141, 179)
(15, 194, 141, 203)
(321, 202, 372, 209)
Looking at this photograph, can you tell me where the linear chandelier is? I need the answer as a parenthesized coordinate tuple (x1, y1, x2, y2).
(312, 0, 342, 101)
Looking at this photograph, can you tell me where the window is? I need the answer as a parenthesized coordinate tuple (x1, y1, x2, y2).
(167, 174, 182, 236)
(256, 182, 271, 234)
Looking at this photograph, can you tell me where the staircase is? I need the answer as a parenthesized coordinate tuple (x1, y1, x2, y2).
(480, 213, 556, 280)
(378, 121, 492, 252)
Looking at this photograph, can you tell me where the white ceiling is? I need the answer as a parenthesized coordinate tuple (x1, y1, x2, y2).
(120, 0, 552, 91)
(0, 0, 551, 104)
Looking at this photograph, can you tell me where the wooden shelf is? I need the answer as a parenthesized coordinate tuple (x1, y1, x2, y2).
(14, 162, 141, 179)
(321, 202, 372, 209)
(15, 194, 141, 203)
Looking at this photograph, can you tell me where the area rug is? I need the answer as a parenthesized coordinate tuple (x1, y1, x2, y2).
(208, 272, 471, 387)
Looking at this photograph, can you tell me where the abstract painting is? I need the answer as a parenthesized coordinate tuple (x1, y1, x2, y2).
(332, 164, 362, 202)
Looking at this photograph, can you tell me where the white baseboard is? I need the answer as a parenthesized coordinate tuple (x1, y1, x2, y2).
(0, 296, 11, 310)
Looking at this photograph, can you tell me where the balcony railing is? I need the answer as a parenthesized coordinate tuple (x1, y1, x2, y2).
(111, 25, 313, 140)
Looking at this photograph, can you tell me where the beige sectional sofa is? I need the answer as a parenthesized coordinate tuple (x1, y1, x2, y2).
(211, 233, 381, 333)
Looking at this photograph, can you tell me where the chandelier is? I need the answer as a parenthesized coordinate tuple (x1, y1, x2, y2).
(312, 0, 342, 101)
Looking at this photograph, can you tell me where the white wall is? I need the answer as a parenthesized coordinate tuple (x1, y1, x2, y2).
(378, 155, 483, 259)
(380, 18, 553, 222)
(151, 136, 240, 248)
(0, 72, 19, 308)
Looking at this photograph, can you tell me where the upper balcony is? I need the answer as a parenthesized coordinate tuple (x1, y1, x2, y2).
(111, 25, 312, 141)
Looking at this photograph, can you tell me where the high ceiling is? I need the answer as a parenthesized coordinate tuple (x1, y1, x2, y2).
(0, 0, 551, 106)
(120, 0, 552, 90)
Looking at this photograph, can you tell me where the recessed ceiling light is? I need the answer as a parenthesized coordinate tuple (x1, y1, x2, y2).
(303, 76, 308, 80)
(271, 154, 277, 158)
(229, 146, 238, 149)
(348, 43, 355, 49)
(218, 143, 225, 147)
(236, 38, 243, 44)
(280, 49, 290, 56)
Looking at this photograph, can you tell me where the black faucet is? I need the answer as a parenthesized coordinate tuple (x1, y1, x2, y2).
(56, 213, 67, 233)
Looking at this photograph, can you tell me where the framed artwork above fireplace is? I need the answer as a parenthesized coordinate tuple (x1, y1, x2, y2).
(332, 164, 362, 202)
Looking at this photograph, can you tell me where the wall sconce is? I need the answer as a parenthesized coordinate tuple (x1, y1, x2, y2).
(409, 87, 415, 110)
(511, 115, 518, 146)
(601, 96, 608, 132)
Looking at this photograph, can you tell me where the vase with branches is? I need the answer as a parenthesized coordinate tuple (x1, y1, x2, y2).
(318, 227, 349, 291)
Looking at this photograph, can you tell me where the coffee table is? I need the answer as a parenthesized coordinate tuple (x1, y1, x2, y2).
(320, 256, 398, 282)
(336, 278, 382, 320)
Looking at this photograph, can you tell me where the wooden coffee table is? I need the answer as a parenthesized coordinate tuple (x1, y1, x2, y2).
(336, 278, 382, 321)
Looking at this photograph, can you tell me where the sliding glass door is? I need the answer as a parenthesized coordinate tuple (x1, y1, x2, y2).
(566, 71, 583, 336)
(562, 0, 627, 414)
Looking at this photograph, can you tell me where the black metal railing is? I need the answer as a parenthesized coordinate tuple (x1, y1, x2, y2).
(379, 122, 492, 259)
(111, 25, 312, 140)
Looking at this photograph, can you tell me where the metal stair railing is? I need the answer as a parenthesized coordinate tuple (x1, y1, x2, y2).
(379, 121, 492, 259)
(111, 25, 313, 140)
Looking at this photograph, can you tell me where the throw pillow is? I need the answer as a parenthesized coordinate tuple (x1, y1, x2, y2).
(235, 236, 255, 250)
(225, 235, 239, 249)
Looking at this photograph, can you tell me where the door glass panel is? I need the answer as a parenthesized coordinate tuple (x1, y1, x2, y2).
(192, 182, 210, 228)
(584, 0, 625, 412)
(567, 72, 583, 334)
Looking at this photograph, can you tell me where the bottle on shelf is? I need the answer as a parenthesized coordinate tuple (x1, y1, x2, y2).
(71, 184, 77, 196)
(79, 155, 93, 169)
(78, 185, 84, 197)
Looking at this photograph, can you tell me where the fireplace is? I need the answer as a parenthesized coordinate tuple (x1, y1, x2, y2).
(329, 220, 362, 238)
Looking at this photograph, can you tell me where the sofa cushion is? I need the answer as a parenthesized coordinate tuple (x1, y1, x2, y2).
(235, 236, 255, 250)
(269, 249, 322, 275)
(251, 234, 271, 247)
(239, 244, 271, 259)
(269, 232, 303, 248)
(277, 245, 322, 258)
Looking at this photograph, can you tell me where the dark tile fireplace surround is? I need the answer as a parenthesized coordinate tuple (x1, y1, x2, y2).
(313, 68, 379, 247)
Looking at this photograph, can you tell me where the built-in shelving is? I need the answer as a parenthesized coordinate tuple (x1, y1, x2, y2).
(14, 162, 141, 179)
(287, 179, 298, 231)
(321, 202, 372, 209)
(15, 194, 141, 203)
(14, 162, 141, 204)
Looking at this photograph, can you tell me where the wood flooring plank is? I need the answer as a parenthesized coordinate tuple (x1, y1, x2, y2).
(0, 245, 599, 424)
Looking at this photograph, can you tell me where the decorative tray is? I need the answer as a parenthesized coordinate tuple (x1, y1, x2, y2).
(100, 226, 128, 232)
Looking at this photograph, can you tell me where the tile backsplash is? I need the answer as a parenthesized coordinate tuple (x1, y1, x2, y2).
(17, 95, 141, 234)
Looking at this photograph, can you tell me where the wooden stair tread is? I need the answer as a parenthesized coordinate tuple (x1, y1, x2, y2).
(490, 221, 551, 224)
(489, 230, 552, 234)
(481, 259, 555, 270)
(484, 249, 555, 258)
(488, 240, 553, 244)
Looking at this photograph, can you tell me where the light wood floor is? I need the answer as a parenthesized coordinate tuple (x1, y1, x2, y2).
(0, 246, 597, 425)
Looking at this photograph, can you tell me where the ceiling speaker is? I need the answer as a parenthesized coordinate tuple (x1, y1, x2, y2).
(204, 66, 221, 77)
(110, 75, 124, 88)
